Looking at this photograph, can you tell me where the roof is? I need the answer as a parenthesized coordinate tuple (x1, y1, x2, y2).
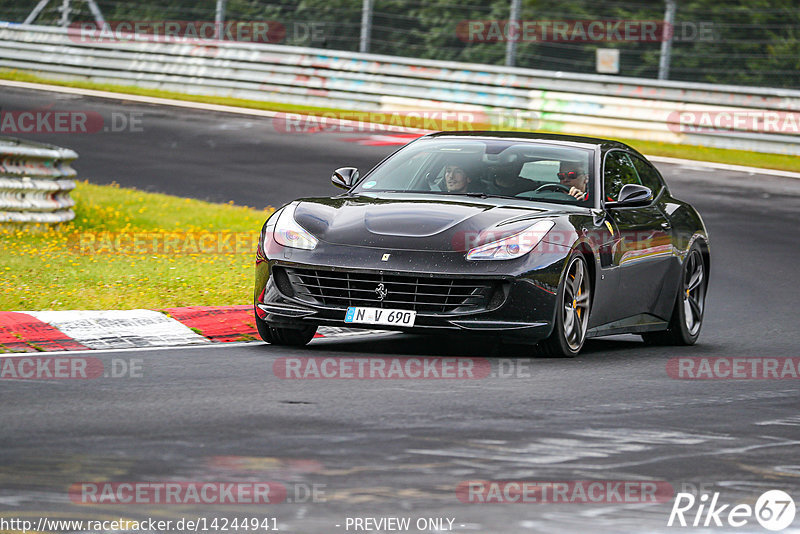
(424, 130, 636, 152)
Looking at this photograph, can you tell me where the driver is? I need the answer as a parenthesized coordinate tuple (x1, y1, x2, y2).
(558, 161, 589, 200)
(441, 155, 482, 194)
(444, 164, 472, 193)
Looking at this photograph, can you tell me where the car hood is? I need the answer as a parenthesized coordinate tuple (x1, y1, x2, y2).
(293, 194, 570, 252)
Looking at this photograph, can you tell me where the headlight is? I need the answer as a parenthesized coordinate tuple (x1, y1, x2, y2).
(273, 203, 318, 250)
(259, 207, 283, 256)
(466, 220, 555, 260)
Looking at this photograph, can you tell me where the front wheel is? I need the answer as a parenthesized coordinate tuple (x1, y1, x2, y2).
(642, 245, 707, 346)
(255, 313, 317, 346)
(536, 253, 591, 357)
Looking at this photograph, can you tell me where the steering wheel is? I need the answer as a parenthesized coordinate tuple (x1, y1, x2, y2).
(424, 171, 444, 191)
(533, 182, 572, 194)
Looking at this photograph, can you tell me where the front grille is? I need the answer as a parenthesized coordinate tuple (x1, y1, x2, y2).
(279, 267, 501, 314)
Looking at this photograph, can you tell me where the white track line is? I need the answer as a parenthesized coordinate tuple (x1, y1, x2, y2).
(0, 79, 422, 133)
(3, 78, 797, 179)
(646, 154, 800, 179)
(0, 79, 282, 117)
(0, 328, 399, 358)
(0, 341, 259, 358)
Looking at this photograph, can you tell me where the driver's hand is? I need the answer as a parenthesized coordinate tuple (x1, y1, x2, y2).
(568, 187, 585, 200)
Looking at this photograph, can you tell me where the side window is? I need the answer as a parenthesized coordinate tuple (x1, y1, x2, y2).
(603, 151, 640, 201)
(630, 155, 665, 194)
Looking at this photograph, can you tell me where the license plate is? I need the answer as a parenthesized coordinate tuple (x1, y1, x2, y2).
(344, 307, 416, 327)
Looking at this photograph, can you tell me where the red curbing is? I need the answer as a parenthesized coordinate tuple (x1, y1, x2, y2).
(0, 306, 338, 353)
(160, 305, 325, 341)
(0, 311, 90, 352)
(160, 305, 260, 343)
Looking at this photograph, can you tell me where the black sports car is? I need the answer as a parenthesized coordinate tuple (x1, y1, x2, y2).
(254, 132, 709, 357)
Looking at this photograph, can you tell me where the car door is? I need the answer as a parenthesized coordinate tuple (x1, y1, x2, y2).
(603, 150, 673, 319)
(628, 153, 683, 319)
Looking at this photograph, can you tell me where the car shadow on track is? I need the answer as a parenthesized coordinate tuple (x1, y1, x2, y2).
(254, 331, 707, 363)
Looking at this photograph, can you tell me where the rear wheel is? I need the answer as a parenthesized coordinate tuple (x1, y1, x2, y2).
(537, 253, 591, 357)
(642, 245, 707, 346)
(255, 313, 317, 346)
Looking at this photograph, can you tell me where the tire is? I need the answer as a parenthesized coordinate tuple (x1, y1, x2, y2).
(255, 312, 317, 347)
(641, 245, 707, 346)
(537, 253, 592, 357)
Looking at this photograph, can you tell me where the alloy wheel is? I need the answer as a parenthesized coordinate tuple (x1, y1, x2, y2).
(683, 249, 706, 336)
(563, 256, 591, 351)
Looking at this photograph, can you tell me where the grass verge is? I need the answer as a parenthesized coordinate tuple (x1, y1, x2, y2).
(2, 69, 798, 174)
(1, 181, 272, 311)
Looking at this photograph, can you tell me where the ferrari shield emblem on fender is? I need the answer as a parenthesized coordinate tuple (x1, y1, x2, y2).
(381, 253, 391, 261)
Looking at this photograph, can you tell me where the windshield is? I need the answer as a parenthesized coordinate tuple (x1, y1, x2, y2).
(352, 137, 595, 207)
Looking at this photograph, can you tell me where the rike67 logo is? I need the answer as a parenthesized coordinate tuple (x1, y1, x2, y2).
(668, 490, 796, 531)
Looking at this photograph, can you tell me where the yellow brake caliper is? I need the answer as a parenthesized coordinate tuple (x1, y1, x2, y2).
(570, 273, 580, 318)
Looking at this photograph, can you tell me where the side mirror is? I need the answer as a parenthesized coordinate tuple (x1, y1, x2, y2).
(331, 167, 359, 189)
(606, 184, 652, 208)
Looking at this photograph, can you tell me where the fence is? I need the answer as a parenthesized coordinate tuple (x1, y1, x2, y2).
(1, 23, 799, 155)
(0, 135, 77, 223)
(3, 0, 799, 89)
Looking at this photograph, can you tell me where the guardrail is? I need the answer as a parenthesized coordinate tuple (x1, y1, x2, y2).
(0, 136, 77, 223)
(1, 23, 799, 155)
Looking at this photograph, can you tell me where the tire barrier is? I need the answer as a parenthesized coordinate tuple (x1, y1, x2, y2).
(0, 135, 77, 223)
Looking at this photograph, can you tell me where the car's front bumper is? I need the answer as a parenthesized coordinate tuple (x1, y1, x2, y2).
(254, 240, 571, 343)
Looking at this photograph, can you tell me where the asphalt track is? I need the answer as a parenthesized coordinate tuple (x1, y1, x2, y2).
(2, 86, 800, 533)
